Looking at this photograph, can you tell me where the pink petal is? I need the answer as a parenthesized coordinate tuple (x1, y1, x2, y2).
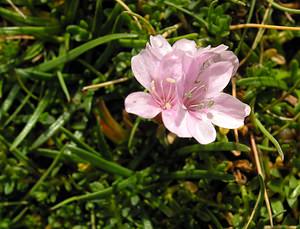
(177, 52, 213, 99)
(199, 45, 239, 75)
(162, 107, 192, 138)
(125, 92, 161, 119)
(154, 50, 184, 81)
(148, 35, 172, 59)
(187, 115, 216, 144)
(215, 50, 239, 75)
(173, 39, 197, 55)
(209, 93, 251, 129)
(131, 50, 158, 89)
(199, 61, 234, 97)
(209, 44, 228, 53)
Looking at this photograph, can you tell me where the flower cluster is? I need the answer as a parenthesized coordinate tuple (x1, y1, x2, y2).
(125, 35, 250, 144)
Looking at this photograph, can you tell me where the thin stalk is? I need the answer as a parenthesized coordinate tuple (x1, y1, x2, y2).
(250, 134, 273, 227)
(231, 23, 300, 31)
(82, 77, 129, 91)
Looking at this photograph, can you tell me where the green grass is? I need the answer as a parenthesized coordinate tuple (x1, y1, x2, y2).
(1, 0, 300, 228)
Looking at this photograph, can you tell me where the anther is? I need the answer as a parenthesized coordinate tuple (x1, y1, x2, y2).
(166, 78, 176, 83)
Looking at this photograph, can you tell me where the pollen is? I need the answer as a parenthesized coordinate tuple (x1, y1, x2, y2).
(163, 102, 172, 109)
(166, 78, 176, 83)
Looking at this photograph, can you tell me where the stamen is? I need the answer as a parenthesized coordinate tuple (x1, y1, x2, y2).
(207, 100, 214, 107)
(188, 99, 214, 110)
(150, 80, 156, 92)
(150, 80, 162, 102)
(184, 84, 206, 98)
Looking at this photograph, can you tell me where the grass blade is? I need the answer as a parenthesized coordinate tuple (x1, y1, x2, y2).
(67, 145, 133, 177)
(0, 84, 20, 121)
(29, 33, 138, 72)
(56, 71, 71, 102)
(30, 111, 71, 150)
(10, 90, 54, 151)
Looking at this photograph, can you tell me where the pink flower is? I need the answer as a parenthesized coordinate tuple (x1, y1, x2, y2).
(125, 35, 193, 137)
(125, 35, 251, 144)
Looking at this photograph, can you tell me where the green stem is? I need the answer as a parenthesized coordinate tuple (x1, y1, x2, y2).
(128, 117, 141, 149)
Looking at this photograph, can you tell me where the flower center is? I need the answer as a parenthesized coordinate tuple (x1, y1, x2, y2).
(150, 78, 177, 110)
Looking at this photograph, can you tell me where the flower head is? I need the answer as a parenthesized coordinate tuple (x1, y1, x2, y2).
(125, 35, 251, 144)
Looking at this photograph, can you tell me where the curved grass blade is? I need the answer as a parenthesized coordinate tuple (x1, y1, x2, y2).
(51, 186, 114, 210)
(175, 142, 251, 156)
(267, 0, 300, 14)
(255, 116, 284, 161)
(29, 33, 138, 72)
(164, 1, 208, 28)
(10, 90, 55, 151)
